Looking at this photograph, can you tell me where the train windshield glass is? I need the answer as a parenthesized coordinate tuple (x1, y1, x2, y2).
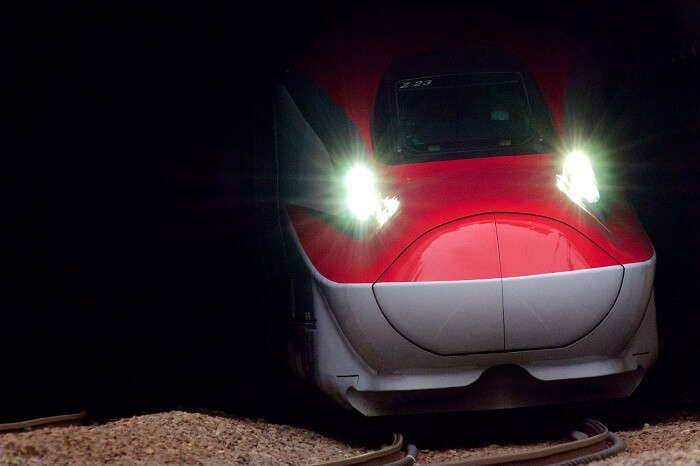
(394, 72, 543, 161)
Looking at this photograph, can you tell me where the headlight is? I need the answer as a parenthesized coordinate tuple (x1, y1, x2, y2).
(556, 150, 600, 206)
(344, 164, 399, 227)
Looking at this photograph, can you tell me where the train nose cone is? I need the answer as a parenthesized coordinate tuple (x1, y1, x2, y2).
(373, 213, 623, 355)
(373, 214, 505, 355)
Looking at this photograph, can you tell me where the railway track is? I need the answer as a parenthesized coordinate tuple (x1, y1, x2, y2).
(0, 411, 625, 465)
(0, 411, 86, 432)
(314, 419, 625, 466)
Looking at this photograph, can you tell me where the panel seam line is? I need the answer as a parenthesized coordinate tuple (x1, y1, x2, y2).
(493, 214, 506, 350)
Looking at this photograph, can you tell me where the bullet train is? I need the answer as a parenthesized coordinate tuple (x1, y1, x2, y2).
(274, 17, 657, 415)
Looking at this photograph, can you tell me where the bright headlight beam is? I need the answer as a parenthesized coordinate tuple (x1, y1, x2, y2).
(345, 165, 380, 221)
(376, 196, 400, 227)
(345, 164, 399, 227)
(556, 150, 600, 206)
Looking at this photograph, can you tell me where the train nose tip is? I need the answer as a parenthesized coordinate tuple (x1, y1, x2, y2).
(374, 214, 504, 355)
(373, 213, 623, 354)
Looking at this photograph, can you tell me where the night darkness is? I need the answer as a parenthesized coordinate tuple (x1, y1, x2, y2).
(5, 0, 700, 425)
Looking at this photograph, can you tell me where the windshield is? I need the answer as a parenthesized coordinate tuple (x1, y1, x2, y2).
(372, 48, 557, 165)
(395, 72, 540, 158)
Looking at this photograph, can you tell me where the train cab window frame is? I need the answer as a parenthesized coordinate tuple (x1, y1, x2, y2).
(372, 50, 558, 165)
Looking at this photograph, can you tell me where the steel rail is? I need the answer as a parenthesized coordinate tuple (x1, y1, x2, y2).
(0, 411, 86, 432)
(313, 419, 625, 466)
(311, 433, 405, 466)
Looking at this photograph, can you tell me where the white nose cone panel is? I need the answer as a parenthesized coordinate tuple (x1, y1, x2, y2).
(373, 279, 504, 354)
(502, 266, 623, 350)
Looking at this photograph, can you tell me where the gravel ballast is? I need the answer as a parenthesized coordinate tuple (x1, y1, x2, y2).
(0, 407, 697, 465)
(417, 415, 699, 465)
(0, 411, 371, 465)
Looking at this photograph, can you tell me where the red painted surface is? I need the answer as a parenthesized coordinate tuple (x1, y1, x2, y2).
(288, 205, 406, 284)
(494, 213, 619, 278)
(377, 214, 501, 282)
(285, 14, 653, 283)
(288, 154, 654, 283)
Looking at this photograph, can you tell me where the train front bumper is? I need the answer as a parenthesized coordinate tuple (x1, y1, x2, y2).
(308, 255, 657, 416)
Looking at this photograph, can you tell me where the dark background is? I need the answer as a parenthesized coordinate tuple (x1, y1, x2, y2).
(5, 0, 699, 421)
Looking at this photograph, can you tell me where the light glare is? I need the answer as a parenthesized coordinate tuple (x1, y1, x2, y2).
(345, 165, 380, 221)
(345, 164, 399, 226)
(376, 196, 400, 226)
(556, 150, 600, 206)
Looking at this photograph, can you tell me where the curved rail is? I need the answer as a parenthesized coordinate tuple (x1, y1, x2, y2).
(0, 411, 86, 432)
(311, 433, 405, 466)
(313, 419, 625, 466)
